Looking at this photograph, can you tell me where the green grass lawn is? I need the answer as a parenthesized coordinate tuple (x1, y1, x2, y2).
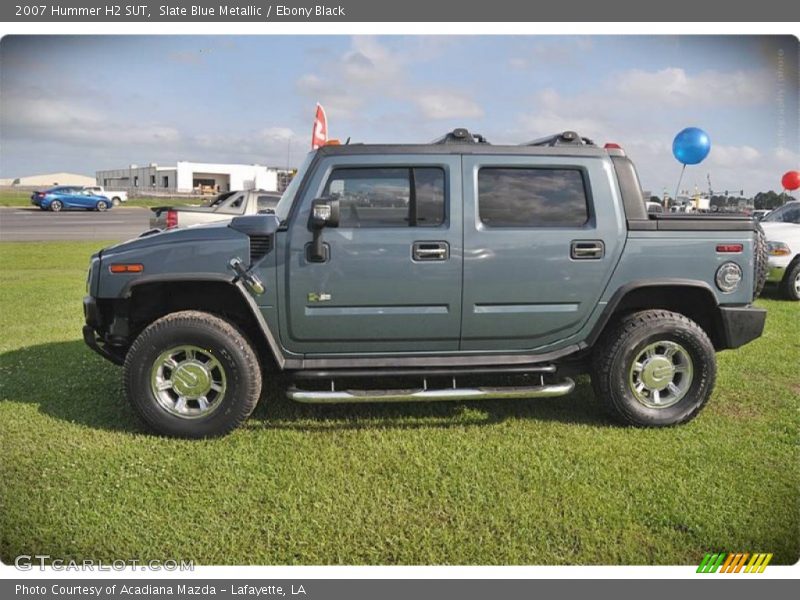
(0, 189, 200, 208)
(0, 241, 798, 566)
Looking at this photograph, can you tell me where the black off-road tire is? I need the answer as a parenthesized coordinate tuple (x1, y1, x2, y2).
(124, 310, 262, 438)
(780, 259, 800, 301)
(753, 222, 768, 297)
(590, 310, 716, 427)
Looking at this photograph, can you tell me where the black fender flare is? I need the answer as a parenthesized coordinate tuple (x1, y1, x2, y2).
(586, 278, 720, 348)
(122, 274, 288, 369)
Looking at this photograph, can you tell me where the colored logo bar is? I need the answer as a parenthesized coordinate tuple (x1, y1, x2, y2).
(697, 552, 773, 573)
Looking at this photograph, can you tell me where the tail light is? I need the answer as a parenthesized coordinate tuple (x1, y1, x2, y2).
(166, 210, 178, 229)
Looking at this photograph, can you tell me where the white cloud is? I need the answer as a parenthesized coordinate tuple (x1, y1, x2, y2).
(295, 36, 484, 124)
(168, 51, 204, 65)
(615, 67, 770, 108)
(513, 78, 784, 195)
(774, 147, 800, 167)
(508, 38, 594, 70)
(708, 144, 762, 168)
(414, 91, 484, 120)
(340, 36, 403, 85)
(259, 127, 296, 142)
(295, 73, 366, 118)
(2, 96, 180, 147)
(0, 90, 302, 171)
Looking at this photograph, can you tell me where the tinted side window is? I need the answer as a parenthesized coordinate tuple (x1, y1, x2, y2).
(324, 167, 445, 228)
(478, 168, 589, 227)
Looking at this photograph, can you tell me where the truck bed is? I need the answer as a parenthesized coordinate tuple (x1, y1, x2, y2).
(630, 213, 756, 231)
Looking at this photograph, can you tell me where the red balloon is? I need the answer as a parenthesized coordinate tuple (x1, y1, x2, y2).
(782, 170, 800, 191)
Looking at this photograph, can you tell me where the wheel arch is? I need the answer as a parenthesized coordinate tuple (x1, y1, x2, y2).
(119, 278, 286, 370)
(587, 280, 727, 350)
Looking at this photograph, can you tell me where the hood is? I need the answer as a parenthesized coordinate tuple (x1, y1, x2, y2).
(102, 220, 245, 256)
(760, 221, 800, 244)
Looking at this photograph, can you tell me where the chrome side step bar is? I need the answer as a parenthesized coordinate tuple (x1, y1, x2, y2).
(287, 378, 575, 404)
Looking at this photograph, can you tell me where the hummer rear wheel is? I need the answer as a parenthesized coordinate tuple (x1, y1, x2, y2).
(124, 310, 262, 438)
(591, 310, 716, 427)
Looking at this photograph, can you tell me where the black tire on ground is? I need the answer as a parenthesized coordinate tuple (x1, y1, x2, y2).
(590, 309, 717, 427)
(753, 222, 768, 297)
(124, 310, 262, 438)
(111, 197, 121, 206)
(49, 200, 62, 212)
(96, 200, 108, 211)
(780, 259, 800, 301)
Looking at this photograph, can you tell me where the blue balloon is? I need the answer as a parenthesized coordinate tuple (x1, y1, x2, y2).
(672, 127, 711, 165)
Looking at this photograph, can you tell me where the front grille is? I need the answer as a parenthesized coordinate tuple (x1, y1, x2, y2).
(249, 235, 273, 263)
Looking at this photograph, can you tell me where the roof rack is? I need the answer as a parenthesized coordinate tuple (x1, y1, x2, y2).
(431, 128, 490, 145)
(521, 131, 596, 147)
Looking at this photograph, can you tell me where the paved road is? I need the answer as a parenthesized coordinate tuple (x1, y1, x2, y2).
(0, 207, 151, 241)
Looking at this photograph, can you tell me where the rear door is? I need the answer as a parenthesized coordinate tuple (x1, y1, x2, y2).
(280, 154, 463, 355)
(460, 154, 625, 351)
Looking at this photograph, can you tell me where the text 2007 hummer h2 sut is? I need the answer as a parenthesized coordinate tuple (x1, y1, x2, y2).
(83, 129, 768, 438)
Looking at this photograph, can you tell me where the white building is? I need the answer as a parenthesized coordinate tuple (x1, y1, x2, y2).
(96, 162, 279, 194)
(2, 172, 96, 187)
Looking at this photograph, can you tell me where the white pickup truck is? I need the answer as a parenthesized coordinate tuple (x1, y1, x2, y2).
(149, 189, 281, 230)
(761, 200, 800, 300)
(83, 186, 128, 206)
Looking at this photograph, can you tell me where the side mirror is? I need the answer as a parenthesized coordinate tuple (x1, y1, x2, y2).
(308, 198, 339, 263)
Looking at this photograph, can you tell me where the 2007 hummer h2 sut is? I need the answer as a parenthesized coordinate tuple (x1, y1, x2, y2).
(83, 129, 768, 437)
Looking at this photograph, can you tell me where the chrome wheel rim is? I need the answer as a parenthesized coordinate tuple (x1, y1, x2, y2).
(628, 341, 693, 409)
(97, 202, 107, 211)
(150, 345, 227, 419)
(794, 271, 800, 296)
(51, 201, 61, 212)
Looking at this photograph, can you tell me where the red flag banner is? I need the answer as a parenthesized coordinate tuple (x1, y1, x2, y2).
(311, 103, 328, 149)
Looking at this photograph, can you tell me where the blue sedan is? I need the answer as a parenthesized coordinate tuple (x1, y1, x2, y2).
(31, 187, 113, 212)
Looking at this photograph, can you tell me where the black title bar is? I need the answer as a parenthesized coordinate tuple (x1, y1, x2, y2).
(4, 0, 800, 22)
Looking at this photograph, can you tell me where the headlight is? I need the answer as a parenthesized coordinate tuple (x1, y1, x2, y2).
(767, 241, 792, 256)
(716, 262, 743, 293)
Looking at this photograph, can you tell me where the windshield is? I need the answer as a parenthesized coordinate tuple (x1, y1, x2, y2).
(274, 152, 315, 222)
(763, 202, 800, 224)
(206, 191, 237, 207)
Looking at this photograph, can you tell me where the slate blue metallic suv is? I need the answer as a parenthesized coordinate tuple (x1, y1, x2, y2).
(83, 129, 768, 437)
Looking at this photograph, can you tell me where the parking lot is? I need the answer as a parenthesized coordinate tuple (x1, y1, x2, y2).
(0, 206, 149, 241)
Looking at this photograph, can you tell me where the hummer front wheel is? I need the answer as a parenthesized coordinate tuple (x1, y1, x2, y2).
(124, 310, 262, 438)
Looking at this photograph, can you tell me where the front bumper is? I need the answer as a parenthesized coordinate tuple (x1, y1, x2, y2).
(766, 255, 792, 283)
(718, 305, 767, 350)
(83, 295, 124, 365)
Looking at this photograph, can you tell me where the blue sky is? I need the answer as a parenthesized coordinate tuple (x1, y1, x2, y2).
(1, 35, 797, 194)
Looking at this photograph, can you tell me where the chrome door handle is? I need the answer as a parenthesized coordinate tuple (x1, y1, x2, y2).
(413, 241, 449, 261)
(571, 240, 605, 260)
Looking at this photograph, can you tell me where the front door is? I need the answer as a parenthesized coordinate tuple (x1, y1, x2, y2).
(281, 154, 463, 355)
(460, 154, 625, 351)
